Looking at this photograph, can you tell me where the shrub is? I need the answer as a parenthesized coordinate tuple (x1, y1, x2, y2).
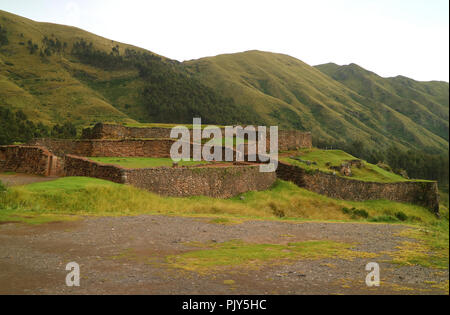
(395, 212, 408, 222)
(269, 202, 285, 218)
(377, 162, 393, 173)
(395, 169, 409, 179)
(369, 215, 399, 223)
(353, 209, 369, 219)
(409, 215, 423, 223)
(342, 207, 369, 219)
(341, 207, 351, 214)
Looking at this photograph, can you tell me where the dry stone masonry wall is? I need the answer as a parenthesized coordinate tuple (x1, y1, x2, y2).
(63, 155, 276, 198)
(276, 162, 440, 213)
(29, 139, 176, 158)
(82, 123, 313, 150)
(124, 164, 276, 198)
(0, 145, 63, 176)
(64, 155, 126, 183)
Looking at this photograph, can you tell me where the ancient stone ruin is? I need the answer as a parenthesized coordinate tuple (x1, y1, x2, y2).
(0, 123, 440, 213)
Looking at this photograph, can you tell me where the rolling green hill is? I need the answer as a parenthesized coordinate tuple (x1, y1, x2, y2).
(0, 10, 142, 125)
(315, 62, 449, 142)
(0, 10, 258, 128)
(0, 9, 448, 155)
(184, 51, 448, 153)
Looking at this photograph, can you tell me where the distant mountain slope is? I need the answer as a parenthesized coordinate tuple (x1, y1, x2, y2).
(315, 63, 449, 142)
(0, 9, 146, 125)
(0, 10, 256, 127)
(184, 50, 448, 152)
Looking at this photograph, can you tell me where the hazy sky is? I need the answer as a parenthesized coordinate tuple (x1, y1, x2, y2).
(1, 0, 448, 81)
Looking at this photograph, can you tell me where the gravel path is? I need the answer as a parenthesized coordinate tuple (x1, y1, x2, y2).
(0, 215, 447, 295)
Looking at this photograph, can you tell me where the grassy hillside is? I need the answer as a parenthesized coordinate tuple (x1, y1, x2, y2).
(282, 149, 414, 183)
(0, 10, 143, 126)
(316, 63, 449, 142)
(184, 51, 448, 153)
(0, 10, 258, 128)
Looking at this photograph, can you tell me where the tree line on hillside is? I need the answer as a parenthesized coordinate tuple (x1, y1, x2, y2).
(70, 40, 263, 125)
(315, 138, 449, 188)
(0, 25, 8, 47)
(0, 108, 77, 145)
(71, 39, 134, 70)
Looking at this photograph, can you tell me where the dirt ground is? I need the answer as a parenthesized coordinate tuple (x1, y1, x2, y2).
(0, 215, 447, 295)
(0, 173, 59, 186)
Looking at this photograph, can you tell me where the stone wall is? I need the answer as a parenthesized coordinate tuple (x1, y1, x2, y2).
(28, 139, 94, 157)
(28, 138, 258, 162)
(82, 123, 173, 140)
(63, 155, 276, 198)
(81, 123, 313, 150)
(124, 164, 276, 198)
(64, 155, 126, 183)
(29, 139, 176, 158)
(278, 131, 312, 151)
(276, 162, 440, 213)
(0, 145, 63, 176)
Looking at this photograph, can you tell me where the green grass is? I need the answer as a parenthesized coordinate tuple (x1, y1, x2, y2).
(202, 136, 248, 146)
(0, 210, 79, 225)
(282, 148, 419, 183)
(23, 176, 117, 192)
(87, 157, 210, 168)
(0, 177, 443, 225)
(167, 240, 377, 273)
(384, 220, 449, 269)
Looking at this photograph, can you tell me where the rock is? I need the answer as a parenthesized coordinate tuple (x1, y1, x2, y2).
(346, 159, 363, 169)
(340, 163, 352, 177)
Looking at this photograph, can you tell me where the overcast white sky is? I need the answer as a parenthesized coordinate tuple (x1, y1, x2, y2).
(1, 0, 449, 81)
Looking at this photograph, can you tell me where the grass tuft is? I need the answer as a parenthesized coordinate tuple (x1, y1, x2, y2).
(167, 240, 377, 273)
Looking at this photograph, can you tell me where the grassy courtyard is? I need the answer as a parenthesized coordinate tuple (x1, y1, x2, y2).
(87, 157, 210, 169)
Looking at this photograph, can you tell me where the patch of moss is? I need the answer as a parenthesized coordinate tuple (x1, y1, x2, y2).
(166, 240, 377, 273)
(384, 226, 449, 269)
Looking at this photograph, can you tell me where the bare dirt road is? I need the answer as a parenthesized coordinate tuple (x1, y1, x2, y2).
(0, 215, 447, 295)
